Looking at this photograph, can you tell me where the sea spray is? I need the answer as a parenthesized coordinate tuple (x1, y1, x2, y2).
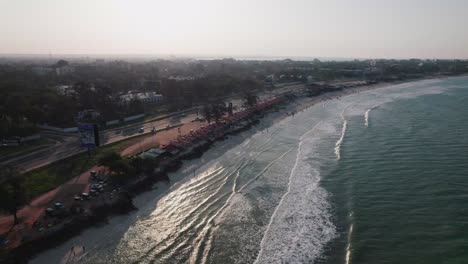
(255, 121, 337, 264)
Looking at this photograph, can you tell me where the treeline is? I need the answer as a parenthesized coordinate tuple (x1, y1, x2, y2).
(2, 58, 468, 138)
(159, 75, 261, 111)
(0, 80, 146, 139)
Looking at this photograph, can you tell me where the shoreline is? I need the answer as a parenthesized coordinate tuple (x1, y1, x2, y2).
(6, 74, 465, 263)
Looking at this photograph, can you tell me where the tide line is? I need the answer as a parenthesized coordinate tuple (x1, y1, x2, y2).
(335, 107, 349, 160)
(345, 221, 354, 264)
(254, 121, 322, 264)
(364, 109, 370, 127)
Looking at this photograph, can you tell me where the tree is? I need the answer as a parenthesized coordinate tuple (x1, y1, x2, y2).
(227, 102, 233, 116)
(55, 60, 69, 68)
(109, 159, 132, 176)
(211, 101, 225, 123)
(130, 156, 144, 174)
(99, 151, 122, 166)
(0, 114, 12, 138)
(98, 151, 132, 177)
(0, 167, 27, 225)
(243, 92, 258, 107)
(202, 105, 212, 123)
(128, 98, 144, 115)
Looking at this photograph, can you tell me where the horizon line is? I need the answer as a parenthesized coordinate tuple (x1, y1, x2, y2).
(0, 53, 467, 61)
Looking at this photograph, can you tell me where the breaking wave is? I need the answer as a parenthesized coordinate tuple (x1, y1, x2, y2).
(364, 109, 370, 127)
(254, 122, 337, 264)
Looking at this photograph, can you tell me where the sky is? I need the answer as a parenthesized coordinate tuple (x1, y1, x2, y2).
(1, 0, 468, 59)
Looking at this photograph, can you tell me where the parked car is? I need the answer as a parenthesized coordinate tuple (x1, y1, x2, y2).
(45, 207, 55, 216)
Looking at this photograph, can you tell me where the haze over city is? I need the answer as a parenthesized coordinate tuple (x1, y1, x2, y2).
(1, 0, 468, 59)
(2, 1, 468, 264)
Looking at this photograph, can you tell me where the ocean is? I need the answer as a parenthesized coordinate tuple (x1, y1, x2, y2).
(31, 76, 468, 264)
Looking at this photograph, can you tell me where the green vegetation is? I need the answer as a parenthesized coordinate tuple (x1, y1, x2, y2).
(201, 101, 227, 124)
(23, 153, 95, 199)
(1, 57, 468, 139)
(98, 150, 133, 181)
(243, 92, 259, 107)
(0, 167, 28, 225)
(20, 135, 143, 200)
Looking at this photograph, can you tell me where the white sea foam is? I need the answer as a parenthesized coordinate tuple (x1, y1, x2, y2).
(335, 120, 347, 160)
(345, 223, 354, 264)
(31, 77, 467, 264)
(345, 211, 354, 264)
(255, 121, 337, 264)
(364, 109, 370, 127)
(334, 106, 350, 160)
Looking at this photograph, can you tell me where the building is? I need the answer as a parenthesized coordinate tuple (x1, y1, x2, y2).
(55, 85, 76, 96)
(138, 148, 167, 159)
(119, 91, 164, 105)
(76, 109, 101, 121)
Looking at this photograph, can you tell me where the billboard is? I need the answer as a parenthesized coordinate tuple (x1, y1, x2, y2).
(78, 124, 100, 148)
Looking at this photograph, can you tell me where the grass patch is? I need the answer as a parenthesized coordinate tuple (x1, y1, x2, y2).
(23, 153, 96, 199)
(22, 135, 143, 199)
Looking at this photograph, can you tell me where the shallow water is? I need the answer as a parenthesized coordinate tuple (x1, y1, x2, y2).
(31, 76, 468, 264)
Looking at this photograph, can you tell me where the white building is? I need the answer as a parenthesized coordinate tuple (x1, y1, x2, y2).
(119, 91, 164, 105)
(55, 85, 76, 96)
(76, 109, 101, 121)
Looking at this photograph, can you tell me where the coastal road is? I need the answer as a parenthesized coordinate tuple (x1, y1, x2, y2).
(0, 132, 81, 172)
(3, 84, 304, 172)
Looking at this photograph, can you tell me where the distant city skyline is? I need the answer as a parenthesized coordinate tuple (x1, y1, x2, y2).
(1, 0, 468, 59)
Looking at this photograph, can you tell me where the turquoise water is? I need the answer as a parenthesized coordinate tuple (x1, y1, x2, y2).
(321, 77, 468, 264)
(31, 77, 468, 264)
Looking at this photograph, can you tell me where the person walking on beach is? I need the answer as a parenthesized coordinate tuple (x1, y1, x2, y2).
(71, 246, 75, 256)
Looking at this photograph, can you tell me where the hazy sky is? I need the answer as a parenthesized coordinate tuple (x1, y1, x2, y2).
(1, 0, 468, 59)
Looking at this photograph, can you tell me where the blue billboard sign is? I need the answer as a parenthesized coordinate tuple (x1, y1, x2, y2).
(78, 123, 100, 148)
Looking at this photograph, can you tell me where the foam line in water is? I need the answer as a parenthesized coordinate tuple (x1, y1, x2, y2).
(364, 105, 380, 127)
(364, 109, 370, 127)
(345, 222, 354, 264)
(188, 169, 245, 263)
(254, 121, 323, 264)
(335, 120, 347, 160)
(238, 148, 294, 193)
(335, 106, 350, 160)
